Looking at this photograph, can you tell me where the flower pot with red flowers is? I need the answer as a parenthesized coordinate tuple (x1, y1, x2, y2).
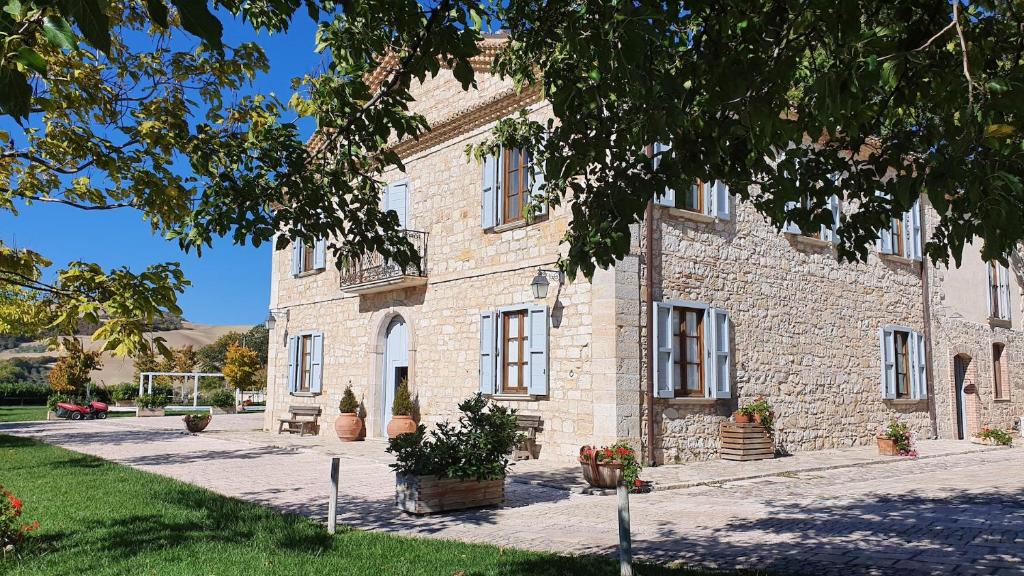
(736, 396, 774, 430)
(579, 442, 643, 491)
(387, 379, 418, 438)
(335, 385, 364, 441)
(733, 411, 753, 424)
(878, 419, 917, 457)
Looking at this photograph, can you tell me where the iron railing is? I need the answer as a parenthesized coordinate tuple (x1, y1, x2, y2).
(339, 229, 428, 289)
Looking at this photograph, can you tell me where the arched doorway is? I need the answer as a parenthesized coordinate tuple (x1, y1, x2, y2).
(380, 316, 409, 436)
(952, 354, 978, 440)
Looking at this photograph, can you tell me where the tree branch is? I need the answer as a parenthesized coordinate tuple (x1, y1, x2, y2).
(21, 197, 138, 210)
(953, 1, 975, 106)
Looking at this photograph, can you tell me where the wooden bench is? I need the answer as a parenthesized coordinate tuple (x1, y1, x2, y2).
(277, 405, 322, 436)
(514, 414, 543, 460)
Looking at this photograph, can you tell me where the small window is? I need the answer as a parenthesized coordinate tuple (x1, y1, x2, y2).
(993, 343, 1009, 400)
(672, 307, 705, 397)
(297, 334, 313, 392)
(503, 148, 531, 224)
(301, 242, 316, 274)
(784, 195, 839, 242)
(893, 330, 910, 399)
(880, 326, 926, 400)
(501, 309, 529, 394)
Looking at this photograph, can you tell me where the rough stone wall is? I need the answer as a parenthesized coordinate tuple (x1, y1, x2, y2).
(265, 91, 617, 462)
(642, 203, 932, 463)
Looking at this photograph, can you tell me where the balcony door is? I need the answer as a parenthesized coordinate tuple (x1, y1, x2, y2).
(382, 181, 408, 228)
(381, 315, 409, 436)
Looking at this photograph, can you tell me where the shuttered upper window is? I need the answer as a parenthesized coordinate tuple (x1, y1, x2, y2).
(654, 301, 731, 399)
(879, 326, 927, 400)
(987, 262, 1012, 321)
(503, 149, 531, 224)
(878, 198, 922, 260)
(652, 142, 731, 219)
(298, 334, 313, 392)
(291, 238, 327, 277)
(481, 145, 545, 229)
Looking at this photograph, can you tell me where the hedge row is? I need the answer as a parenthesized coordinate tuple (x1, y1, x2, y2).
(0, 382, 50, 404)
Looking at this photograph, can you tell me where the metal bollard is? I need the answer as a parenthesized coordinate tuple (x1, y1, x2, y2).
(328, 457, 339, 534)
(617, 479, 633, 576)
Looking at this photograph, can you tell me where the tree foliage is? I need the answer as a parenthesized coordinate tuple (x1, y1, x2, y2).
(3, 0, 1024, 354)
(47, 339, 101, 394)
(222, 342, 261, 390)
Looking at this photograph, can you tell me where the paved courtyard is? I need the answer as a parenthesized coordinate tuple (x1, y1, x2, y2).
(2, 414, 1022, 575)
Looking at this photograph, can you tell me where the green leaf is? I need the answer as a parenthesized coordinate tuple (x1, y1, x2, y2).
(984, 123, 1017, 140)
(42, 15, 78, 50)
(170, 0, 225, 52)
(0, 67, 32, 121)
(14, 47, 47, 75)
(56, 0, 112, 53)
(144, 0, 169, 28)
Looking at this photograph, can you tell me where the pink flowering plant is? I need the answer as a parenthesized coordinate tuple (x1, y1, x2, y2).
(880, 419, 918, 457)
(579, 441, 644, 491)
(1, 485, 39, 557)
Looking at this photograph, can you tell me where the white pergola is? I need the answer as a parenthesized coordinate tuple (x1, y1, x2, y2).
(138, 371, 225, 407)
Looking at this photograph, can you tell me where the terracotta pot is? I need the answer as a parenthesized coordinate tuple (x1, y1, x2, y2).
(335, 412, 364, 441)
(580, 461, 624, 489)
(387, 415, 418, 438)
(734, 411, 753, 424)
(184, 415, 212, 433)
(877, 436, 899, 456)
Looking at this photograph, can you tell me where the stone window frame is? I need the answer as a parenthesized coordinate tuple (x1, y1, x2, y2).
(992, 342, 1011, 401)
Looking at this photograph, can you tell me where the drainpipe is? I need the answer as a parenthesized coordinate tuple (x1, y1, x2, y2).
(644, 198, 657, 466)
(919, 200, 939, 439)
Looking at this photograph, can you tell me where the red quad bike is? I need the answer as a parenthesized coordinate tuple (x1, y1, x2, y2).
(55, 401, 109, 420)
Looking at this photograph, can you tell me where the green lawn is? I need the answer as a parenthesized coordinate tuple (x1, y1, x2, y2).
(0, 435, 740, 576)
(0, 406, 136, 422)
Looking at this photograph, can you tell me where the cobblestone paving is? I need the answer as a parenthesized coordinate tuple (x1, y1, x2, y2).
(2, 416, 1022, 575)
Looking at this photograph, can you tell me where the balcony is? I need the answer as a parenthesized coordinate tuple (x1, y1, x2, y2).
(338, 229, 428, 294)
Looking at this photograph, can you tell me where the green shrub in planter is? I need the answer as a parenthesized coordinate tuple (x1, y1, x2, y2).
(387, 393, 522, 481)
(136, 394, 169, 409)
(46, 394, 72, 412)
(109, 383, 138, 402)
(206, 389, 236, 409)
(339, 386, 359, 413)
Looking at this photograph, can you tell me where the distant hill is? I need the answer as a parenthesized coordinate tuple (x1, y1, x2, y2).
(0, 322, 253, 387)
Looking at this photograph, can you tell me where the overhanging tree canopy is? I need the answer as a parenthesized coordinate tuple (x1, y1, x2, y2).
(1, 0, 1021, 353)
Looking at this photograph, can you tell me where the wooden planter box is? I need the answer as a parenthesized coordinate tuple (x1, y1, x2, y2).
(720, 422, 774, 461)
(137, 407, 165, 417)
(877, 436, 900, 456)
(395, 473, 505, 515)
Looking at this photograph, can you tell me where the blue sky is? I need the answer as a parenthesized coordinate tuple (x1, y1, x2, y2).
(0, 14, 324, 326)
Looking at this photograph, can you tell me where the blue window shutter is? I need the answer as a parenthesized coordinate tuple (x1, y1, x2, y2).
(706, 308, 731, 398)
(783, 201, 801, 234)
(653, 302, 675, 398)
(879, 328, 896, 399)
(910, 331, 927, 400)
(653, 142, 675, 207)
(909, 199, 922, 260)
(386, 181, 409, 228)
(821, 195, 840, 243)
(309, 333, 324, 394)
(481, 152, 498, 229)
(313, 239, 327, 270)
(531, 151, 547, 217)
(527, 306, 549, 396)
(999, 265, 1012, 321)
(291, 241, 303, 276)
(287, 336, 298, 393)
(878, 224, 894, 254)
(479, 311, 497, 394)
(713, 181, 731, 220)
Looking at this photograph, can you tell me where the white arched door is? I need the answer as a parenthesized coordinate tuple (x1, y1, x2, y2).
(381, 316, 408, 436)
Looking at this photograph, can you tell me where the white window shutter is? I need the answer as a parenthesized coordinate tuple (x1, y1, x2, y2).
(713, 181, 731, 220)
(911, 331, 928, 400)
(822, 195, 840, 243)
(310, 332, 324, 394)
(531, 145, 547, 217)
(999, 266, 1012, 321)
(653, 142, 675, 207)
(878, 224, 894, 255)
(481, 152, 498, 229)
(987, 264, 995, 318)
(706, 308, 731, 398)
(291, 241, 303, 276)
(701, 181, 714, 216)
(286, 336, 298, 393)
(526, 306, 549, 396)
(783, 201, 801, 234)
(479, 311, 497, 394)
(653, 302, 675, 398)
(313, 239, 327, 270)
(879, 327, 896, 399)
(909, 199, 922, 260)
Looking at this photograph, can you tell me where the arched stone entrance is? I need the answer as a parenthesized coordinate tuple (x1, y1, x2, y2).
(364, 309, 417, 439)
(380, 316, 409, 436)
(952, 353, 979, 440)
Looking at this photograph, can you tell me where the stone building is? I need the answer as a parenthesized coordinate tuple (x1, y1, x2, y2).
(263, 40, 1023, 463)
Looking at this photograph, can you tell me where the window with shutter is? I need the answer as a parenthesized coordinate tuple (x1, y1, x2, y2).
(877, 197, 922, 260)
(479, 312, 497, 394)
(480, 306, 550, 397)
(879, 327, 896, 399)
(653, 301, 730, 399)
(481, 153, 498, 229)
(310, 333, 324, 394)
(295, 333, 314, 393)
(880, 326, 924, 400)
(708, 308, 731, 398)
(287, 336, 298, 393)
(988, 262, 1012, 321)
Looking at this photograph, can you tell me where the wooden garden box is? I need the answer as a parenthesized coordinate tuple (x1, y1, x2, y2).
(719, 422, 775, 461)
(395, 473, 505, 515)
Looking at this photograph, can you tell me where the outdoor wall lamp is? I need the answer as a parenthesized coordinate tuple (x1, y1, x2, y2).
(530, 268, 564, 300)
(265, 308, 289, 331)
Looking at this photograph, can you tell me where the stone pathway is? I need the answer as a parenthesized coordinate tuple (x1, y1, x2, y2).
(2, 415, 1023, 575)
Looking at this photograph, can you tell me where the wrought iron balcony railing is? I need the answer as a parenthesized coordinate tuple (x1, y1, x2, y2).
(338, 229, 428, 293)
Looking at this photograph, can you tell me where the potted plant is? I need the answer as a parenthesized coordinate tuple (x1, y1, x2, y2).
(207, 389, 237, 415)
(335, 385, 364, 441)
(578, 442, 644, 491)
(136, 393, 168, 417)
(387, 394, 521, 514)
(387, 379, 417, 438)
(877, 419, 917, 456)
(110, 383, 137, 407)
(183, 413, 212, 433)
(736, 396, 774, 430)
(972, 427, 1013, 446)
